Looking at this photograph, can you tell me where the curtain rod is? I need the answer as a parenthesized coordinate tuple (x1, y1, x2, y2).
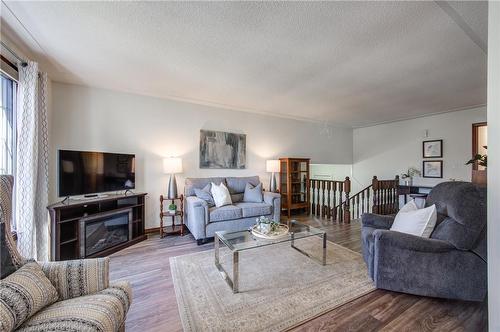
(0, 41, 28, 67)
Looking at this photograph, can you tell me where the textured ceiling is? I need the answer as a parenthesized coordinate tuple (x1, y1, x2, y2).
(0, 1, 487, 127)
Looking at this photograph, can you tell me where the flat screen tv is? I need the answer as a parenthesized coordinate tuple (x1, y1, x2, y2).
(58, 150, 135, 197)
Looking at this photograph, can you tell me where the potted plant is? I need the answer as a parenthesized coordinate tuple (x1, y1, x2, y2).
(255, 216, 280, 234)
(401, 167, 421, 186)
(168, 202, 177, 214)
(466, 146, 487, 186)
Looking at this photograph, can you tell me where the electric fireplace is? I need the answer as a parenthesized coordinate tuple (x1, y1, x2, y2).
(79, 209, 132, 257)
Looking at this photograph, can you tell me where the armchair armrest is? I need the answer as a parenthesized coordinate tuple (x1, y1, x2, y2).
(374, 229, 455, 253)
(41, 257, 109, 300)
(361, 213, 395, 229)
(264, 192, 281, 222)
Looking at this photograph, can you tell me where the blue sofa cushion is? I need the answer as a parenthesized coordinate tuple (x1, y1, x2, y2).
(209, 205, 243, 222)
(243, 183, 263, 203)
(194, 184, 215, 207)
(225, 176, 260, 194)
(235, 202, 272, 218)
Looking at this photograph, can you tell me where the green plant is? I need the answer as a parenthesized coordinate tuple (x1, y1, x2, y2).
(466, 146, 487, 168)
(256, 216, 280, 232)
(401, 167, 421, 179)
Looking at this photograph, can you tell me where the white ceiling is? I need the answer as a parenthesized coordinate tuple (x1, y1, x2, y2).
(0, 1, 487, 127)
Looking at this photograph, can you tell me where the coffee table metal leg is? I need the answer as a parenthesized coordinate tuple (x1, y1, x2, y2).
(214, 235, 239, 293)
(233, 251, 239, 293)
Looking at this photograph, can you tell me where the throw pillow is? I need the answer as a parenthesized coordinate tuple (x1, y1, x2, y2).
(1, 222, 16, 279)
(399, 199, 418, 213)
(0, 262, 59, 331)
(210, 182, 232, 208)
(194, 184, 215, 207)
(390, 202, 437, 237)
(243, 182, 263, 203)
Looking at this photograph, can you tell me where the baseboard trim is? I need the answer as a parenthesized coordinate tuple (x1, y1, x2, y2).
(145, 227, 160, 234)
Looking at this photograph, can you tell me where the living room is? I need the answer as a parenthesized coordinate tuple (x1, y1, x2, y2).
(1, 1, 499, 332)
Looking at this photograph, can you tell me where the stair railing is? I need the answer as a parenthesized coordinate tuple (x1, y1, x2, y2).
(309, 177, 351, 222)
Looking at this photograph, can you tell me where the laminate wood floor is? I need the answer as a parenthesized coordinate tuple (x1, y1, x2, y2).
(109, 215, 487, 332)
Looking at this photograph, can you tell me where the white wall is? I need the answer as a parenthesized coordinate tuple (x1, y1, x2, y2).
(49, 82, 353, 228)
(488, 2, 500, 331)
(352, 107, 486, 193)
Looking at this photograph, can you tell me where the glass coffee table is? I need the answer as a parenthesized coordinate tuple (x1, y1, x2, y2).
(214, 220, 326, 293)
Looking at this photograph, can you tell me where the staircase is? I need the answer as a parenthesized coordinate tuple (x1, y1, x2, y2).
(309, 175, 400, 223)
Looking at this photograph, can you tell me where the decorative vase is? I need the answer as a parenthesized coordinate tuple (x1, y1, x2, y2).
(259, 223, 270, 234)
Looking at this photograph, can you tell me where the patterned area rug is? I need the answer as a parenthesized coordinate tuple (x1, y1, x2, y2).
(170, 237, 375, 332)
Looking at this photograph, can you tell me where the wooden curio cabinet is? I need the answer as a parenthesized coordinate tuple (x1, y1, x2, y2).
(279, 158, 310, 219)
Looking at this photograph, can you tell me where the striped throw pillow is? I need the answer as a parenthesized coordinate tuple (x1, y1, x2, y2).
(0, 262, 59, 331)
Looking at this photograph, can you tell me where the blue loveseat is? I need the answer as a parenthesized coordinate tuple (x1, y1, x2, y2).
(184, 176, 281, 244)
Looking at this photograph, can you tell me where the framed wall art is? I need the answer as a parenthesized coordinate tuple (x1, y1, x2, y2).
(422, 139, 443, 158)
(422, 160, 443, 178)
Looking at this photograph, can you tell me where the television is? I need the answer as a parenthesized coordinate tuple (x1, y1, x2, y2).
(58, 150, 135, 197)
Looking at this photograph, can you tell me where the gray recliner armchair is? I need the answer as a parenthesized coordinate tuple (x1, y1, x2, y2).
(361, 181, 487, 301)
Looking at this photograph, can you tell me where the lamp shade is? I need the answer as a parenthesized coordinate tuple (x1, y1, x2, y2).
(163, 157, 183, 174)
(266, 160, 280, 173)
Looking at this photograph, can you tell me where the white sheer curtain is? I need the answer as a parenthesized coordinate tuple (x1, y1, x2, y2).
(15, 61, 49, 261)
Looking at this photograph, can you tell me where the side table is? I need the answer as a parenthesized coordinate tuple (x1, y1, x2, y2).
(159, 195, 184, 238)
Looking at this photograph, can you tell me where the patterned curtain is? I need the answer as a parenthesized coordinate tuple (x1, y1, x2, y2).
(15, 61, 49, 261)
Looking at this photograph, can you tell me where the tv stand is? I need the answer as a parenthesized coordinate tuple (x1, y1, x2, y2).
(47, 192, 147, 261)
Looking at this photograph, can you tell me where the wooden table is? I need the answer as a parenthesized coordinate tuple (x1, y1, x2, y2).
(159, 195, 184, 238)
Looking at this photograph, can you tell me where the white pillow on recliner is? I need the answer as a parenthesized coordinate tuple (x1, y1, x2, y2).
(390, 200, 437, 237)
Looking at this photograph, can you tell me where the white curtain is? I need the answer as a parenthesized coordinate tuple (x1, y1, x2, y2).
(15, 61, 49, 261)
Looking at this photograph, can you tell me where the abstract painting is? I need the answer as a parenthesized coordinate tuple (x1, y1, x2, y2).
(199, 130, 246, 169)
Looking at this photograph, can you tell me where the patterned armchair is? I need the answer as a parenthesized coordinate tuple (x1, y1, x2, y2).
(0, 175, 132, 331)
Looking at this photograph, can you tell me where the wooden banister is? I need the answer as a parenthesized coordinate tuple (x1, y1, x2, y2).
(316, 175, 400, 222)
(309, 177, 351, 223)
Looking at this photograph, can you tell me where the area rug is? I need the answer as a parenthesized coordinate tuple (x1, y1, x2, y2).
(170, 237, 375, 332)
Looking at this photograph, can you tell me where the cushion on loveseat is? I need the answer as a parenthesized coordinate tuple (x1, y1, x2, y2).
(225, 176, 260, 194)
(235, 202, 272, 218)
(17, 281, 132, 332)
(209, 205, 243, 222)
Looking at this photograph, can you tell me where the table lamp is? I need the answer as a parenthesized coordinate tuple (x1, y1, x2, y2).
(266, 159, 280, 193)
(163, 157, 183, 199)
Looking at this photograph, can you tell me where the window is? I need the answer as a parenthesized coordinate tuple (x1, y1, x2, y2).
(0, 73, 17, 175)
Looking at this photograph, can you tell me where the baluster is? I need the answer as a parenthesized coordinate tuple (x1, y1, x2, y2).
(356, 195, 360, 219)
(367, 188, 371, 213)
(344, 177, 351, 223)
(338, 182, 343, 222)
(311, 180, 316, 215)
(332, 182, 337, 221)
(372, 176, 378, 214)
(361, 190, 365, 215)
(326, 182, 331, 219)
(321, 181, 326, 218)
(316, 180, 320, 217)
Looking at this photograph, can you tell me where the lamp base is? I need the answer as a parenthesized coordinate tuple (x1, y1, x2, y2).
(167, 174, 178, 199)
(269, 173, 277, 193)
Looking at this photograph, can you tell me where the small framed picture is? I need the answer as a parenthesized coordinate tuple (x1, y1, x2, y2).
(423, 160, 443, 178)
(423, 139, 443, 158)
